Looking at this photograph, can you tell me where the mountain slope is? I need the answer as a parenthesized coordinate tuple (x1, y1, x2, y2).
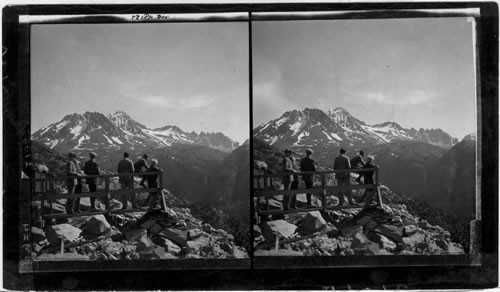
(254, 107, 458, 157)
(32, 111, 239, 155)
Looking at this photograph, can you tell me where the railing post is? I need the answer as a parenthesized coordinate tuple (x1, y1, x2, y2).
(321, 173, 326, 212)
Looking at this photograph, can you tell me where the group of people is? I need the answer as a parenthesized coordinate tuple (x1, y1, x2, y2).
(65, 151, 162, 214)
(280, 147, 378, 210)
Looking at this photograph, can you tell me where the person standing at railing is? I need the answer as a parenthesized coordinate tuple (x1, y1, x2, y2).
(65, 152, 80, 214)
(142, 159, 162, 209)
(361, 155, 379, 205)
(84, 152, 100, 212)
(350, 150, 366, 184)
(289, 156, 301, 209)
(117, 152, 136, 209)
(333, 148, 354, 206)
(134, 154, 150, 188)
(282, 149, 297, 210)
(300, 148, 316, 208)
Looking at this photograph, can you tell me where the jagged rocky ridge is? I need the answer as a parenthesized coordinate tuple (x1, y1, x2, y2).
(254, 107, 459, 152)
(254, 191, 465, 256)
(32, 110, 239, 154)
(31, 190, 248, 260)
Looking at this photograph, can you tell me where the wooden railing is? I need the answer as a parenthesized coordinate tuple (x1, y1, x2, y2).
(253, 168, 382, 221)
(32, 172, 164, 227)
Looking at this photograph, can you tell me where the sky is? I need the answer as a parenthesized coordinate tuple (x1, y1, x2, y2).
(252, 17, 477, 140)
(31, 22, 249, 143)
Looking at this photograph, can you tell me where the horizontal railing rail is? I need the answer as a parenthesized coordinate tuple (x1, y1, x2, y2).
(253, 168, 382, 221)
(31, 172, 165, 227)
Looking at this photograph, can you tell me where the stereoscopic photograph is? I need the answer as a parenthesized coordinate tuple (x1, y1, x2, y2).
(28, 20, 250, 262)
(252, 15, 478, 258)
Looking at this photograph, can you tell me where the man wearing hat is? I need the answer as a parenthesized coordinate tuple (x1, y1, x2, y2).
(65, 152, 80, 214)
(84, 152, 101, 212)
(117, 152, 136, 209)
(300, 148, 317, 208)
(333, 148, 353, 205)
(350, 150, 366, 184)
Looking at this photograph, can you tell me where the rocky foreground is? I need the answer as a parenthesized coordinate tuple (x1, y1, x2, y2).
(30, 191, 249, 260)
(254, 196, 465, 256)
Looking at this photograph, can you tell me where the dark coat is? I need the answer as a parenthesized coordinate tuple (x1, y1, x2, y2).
(363, 162, 377, 184)
(84, 160, 100, 184)
(117, 158, 135, 183)
(134, 158, 150, 173)
(300, 156, 316, 182)
(350, 155, 366, 169)
(145, 166, 161, 187)
(333, 154, 351, 179)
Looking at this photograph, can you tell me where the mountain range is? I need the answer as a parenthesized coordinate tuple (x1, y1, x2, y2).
(254, 107, 459, 152)
(32, 111, 239, 155)
(253, 107, 475, 217)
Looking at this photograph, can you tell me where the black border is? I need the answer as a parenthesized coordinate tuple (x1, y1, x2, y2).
(3, 2, 498, 290)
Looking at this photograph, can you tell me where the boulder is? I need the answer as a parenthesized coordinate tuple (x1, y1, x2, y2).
(85, 215, 112, 238)
(402, 231, 426, 250)
(108, 227, 124, 242)
(140, 219, 157, 229)
(435, 238, 448, 250)
(373, 224, 403, 243)
(341, 225, 363, 238)
(31, 227, 46, 243)
(150, 224, 162, 235)
(364, 220, 378, 231)
(261, 220, 297, 243)
(188, 228, 203, 240)
(231, 246, 249, 258)
(219, 241, 233, 253)
(152, 236, 182, 255)
(202, 224, 215, 233)
(403, 225, 418, 236)
(125, 228, 148, 243)
(417, 219, 431, 229)
(158, 228, 188, 247)
(356, 216, 372, 226)
(45, 224, 82, 246)
(402, 217, 417, 226)
(136, 233, 156, 252)
(350, 231, 370, 249)
(187, 235, 211, 254)
(447, 243, 465, 254)
(326, 225, 340, 238)
(368, 232, 397, 251)
(298, 211, 327, 235)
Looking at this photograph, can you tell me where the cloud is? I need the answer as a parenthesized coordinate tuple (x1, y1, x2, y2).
(343, 87, 440, 105)
(132, 94, 215, 110)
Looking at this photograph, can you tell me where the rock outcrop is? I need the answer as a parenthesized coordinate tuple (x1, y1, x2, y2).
(254, 203, 465, 256)
(32, 202, 248, 260)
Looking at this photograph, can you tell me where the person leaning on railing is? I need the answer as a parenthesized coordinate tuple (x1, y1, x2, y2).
(117, 152, 136, 209)
(142, 159, 162, 209)
(282, 149, 298, 210)
(333, 148, 354, 206)
(84, 151, 100, 212)
(300, 148, 316, 208)
(361, 155, 379, 205)
(65, 152, 80, 214)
